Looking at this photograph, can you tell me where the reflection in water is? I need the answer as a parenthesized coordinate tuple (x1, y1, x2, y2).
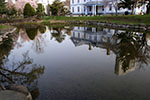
(50, 27, 66, 43)
(70, 27, 150, 75)
(17, 25, 150, 76)
(0, 27, 45, 100)
(0, 25, 150, 100)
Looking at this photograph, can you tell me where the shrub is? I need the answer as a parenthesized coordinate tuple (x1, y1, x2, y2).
(0, 0, 8, 15)
(38, 25, 46, 34)
(36, 3, 45, 18)
(7, 6, 17, 16)
(125, 11, 129, 15)
(23, 3, 36, 17)
(26, 27, 38, 40)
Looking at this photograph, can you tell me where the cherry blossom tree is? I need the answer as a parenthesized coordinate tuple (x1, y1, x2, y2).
(7, 0, 37, 13)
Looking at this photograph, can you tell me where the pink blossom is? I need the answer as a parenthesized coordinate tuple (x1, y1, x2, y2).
(7, 0, 38, 13)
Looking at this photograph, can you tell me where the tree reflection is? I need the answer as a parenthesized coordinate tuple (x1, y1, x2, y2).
(38, 25, 46, 34)
(17, 25, 47, 54)
(50, 27, 66, 43)
(0, 35, 14, 66)
(69, 26, 150, 75)
(26, 27, 38, 40)
(0, 51, 45, 99)
(0, 32, 45, 99)
(114, 31, 150, 75)
(0, 25, 47, 99)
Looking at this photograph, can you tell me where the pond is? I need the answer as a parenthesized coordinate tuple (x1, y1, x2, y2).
(0, 25, 150, 100)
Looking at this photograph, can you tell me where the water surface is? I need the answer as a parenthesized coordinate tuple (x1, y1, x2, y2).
(0, 25, 150, 100)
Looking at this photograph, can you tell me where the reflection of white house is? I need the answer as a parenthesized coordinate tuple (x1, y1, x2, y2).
(70, 26, 118, 50)
(70, 0, 148, 15)
(70, 26, 137, 75)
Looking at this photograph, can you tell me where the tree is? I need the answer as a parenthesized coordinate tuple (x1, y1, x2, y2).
(36, 3, 45, 18)
(8, 0, 37, 13)
(23, 3, 36, 17)
(7, 6, 17, 16)
(146, 0, 150, 14)
(112, 0, 119, 15)
(119, 0, 147, 15)
(119, 0, 134, 14)
(0, 0, 8, 15)
(49, 0, 69, 16)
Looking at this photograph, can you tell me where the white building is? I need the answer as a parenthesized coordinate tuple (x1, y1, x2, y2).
(70, 0, 147, 15)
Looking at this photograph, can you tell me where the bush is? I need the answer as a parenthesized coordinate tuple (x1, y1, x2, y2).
(26, 27, 38, 40)
(36, 4, 45, 18)
(0, 0, 8, 15)
(7, 6, 17, 16)
(125, 11, 129, 15)
(23, 3, 36, 17)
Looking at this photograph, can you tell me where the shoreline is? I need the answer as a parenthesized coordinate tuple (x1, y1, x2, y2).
(46, 20, 150, 32)
(1, 15, 150, 32)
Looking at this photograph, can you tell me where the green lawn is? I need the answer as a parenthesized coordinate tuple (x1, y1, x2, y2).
(42, 15, 150, 25)
(0, 25, 13, 29)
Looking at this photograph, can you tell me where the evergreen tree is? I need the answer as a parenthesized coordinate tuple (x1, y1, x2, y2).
(23, 3, 36, 17)
(0, 0, 8, 14)
(36, 3, 45, 18)
(119, 0, 134, 14)
(49, 0, 69, 16)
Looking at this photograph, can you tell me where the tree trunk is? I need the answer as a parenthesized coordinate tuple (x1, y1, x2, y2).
(146, 2, 150, 14)
(131, 3, 136, 15)
(115, 8, 118, 16)
(131, 7, 134, 15)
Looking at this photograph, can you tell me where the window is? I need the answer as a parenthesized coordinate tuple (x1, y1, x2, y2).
(72, 0, 74, 3)
(129, 7, 131, 10)
(109, 4, 112, 11)
(78, 0, 80, 3)
(102, 6, 104, 11)
(89, 6, 92, 11)
(78, 7, 80, 12)
(84, 0, 86, 2)
(72, 7, 74, 12)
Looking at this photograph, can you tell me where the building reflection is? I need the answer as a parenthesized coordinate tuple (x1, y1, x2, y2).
(15, 26, 150, 75)
(70, 26, 150, 75)
(71, 27, 118, 52)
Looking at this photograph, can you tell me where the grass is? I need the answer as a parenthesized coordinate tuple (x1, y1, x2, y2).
(0, 25, 13, 29)
(42, 15, 150, 25)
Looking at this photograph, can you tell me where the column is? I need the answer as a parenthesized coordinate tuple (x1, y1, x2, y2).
(95, 5, 97, 15)
(85, 6, 88, 15)
(92, 5, 95, 15)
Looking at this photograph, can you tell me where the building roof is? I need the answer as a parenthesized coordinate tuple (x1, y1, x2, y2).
(84, 0, 111, 6)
